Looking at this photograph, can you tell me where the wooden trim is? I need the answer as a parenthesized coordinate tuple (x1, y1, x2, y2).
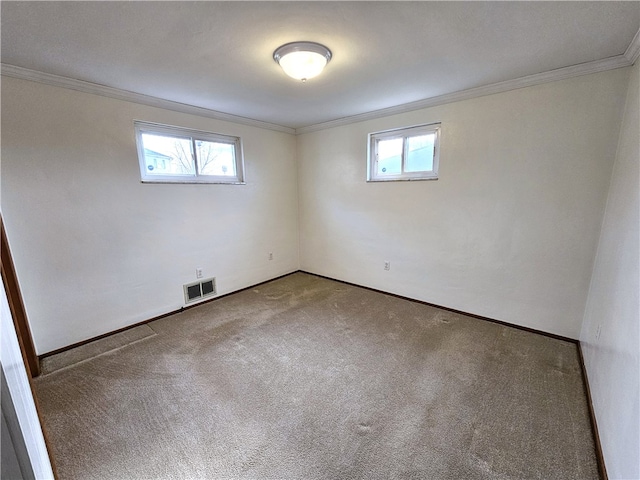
(35, 268, 606, 480)
(40, 270, 299, 360)
(577, 343, 608, 480)
(1, 216, 59, 478)
(300, 270, 578, 344)
(46, 268, 578, 360)
(1, 216, 40, 376)
(302, 270, 610, 478)
(25, 379, 60, 479)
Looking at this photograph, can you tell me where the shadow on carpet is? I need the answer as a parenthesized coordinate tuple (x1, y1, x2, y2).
(34, 272, 599, 479)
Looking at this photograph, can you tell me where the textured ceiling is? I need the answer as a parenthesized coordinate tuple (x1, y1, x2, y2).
(2, 2, 639, 129)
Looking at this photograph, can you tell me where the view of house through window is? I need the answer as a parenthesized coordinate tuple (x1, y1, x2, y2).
(135, 122, 244, 184)
(368, 123, 440, 181)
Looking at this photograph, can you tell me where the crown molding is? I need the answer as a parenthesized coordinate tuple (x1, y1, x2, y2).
(624, 28, 640, 65)
(0, 64, 296, 135)
(1, 51, 633, 138)
(295, 55, 632, 134)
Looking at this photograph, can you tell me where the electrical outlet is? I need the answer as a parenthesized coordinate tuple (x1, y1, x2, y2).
(384, 261, 390, 271)
(595, 324, 602, 341)
(269, 252, 273, 261)
(196, 267, 203, 279)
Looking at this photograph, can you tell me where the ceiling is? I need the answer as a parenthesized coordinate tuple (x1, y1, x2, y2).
(2, 2, 639, 130)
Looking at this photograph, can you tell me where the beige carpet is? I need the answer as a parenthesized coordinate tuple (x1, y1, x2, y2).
(34, 272, 599, 479)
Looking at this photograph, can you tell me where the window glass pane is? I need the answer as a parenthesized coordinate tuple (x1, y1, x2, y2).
(405, 134, 435, 172)
(377, 137, 403, 175)
(141, 133, 194, 175)
(195, 140, 236, 176)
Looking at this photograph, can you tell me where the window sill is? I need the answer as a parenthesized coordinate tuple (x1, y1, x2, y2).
(367, 177, 438, 183)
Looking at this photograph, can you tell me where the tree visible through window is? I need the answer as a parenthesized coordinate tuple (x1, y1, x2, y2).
(134, 122, 244, 184)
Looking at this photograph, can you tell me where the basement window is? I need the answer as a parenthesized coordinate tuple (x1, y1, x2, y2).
(134, 121, 245, 184)
(368, 123, 440, 182)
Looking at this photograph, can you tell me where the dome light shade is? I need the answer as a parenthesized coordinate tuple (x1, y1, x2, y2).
(273, 42, 332, 82)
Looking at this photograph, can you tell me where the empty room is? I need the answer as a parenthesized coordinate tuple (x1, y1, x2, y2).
(1, 2, 638, 479)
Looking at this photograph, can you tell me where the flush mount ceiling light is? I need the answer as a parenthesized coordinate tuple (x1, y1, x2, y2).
(273, 42, 332, 82)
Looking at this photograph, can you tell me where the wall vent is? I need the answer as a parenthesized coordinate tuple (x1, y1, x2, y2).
(184, 277, 216, 304)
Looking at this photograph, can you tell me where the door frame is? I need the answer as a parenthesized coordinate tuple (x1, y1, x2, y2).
(1, 215, 40, 377)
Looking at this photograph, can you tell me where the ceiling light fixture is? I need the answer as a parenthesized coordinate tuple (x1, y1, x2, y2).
(273, 42, 332, 83)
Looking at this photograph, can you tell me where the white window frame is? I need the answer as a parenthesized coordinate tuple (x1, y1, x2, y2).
(367, 123, 441, 182)
(134, 121, 245, 184)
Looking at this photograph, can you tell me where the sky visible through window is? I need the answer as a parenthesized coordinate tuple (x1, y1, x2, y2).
(377, 133, 435, 175)
(141, 133, 235, 176)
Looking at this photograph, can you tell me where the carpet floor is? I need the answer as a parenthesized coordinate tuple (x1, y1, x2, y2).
(34, 272, 599, 479)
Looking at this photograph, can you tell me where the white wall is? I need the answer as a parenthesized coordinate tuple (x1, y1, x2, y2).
(581, 60, 639, 480)
(1, 59, 637, 479)
(1, 77, 299, 354)
(0, 67, 633, 347)
(1, 275, 54, 479)
(297, 69, 630, 339)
